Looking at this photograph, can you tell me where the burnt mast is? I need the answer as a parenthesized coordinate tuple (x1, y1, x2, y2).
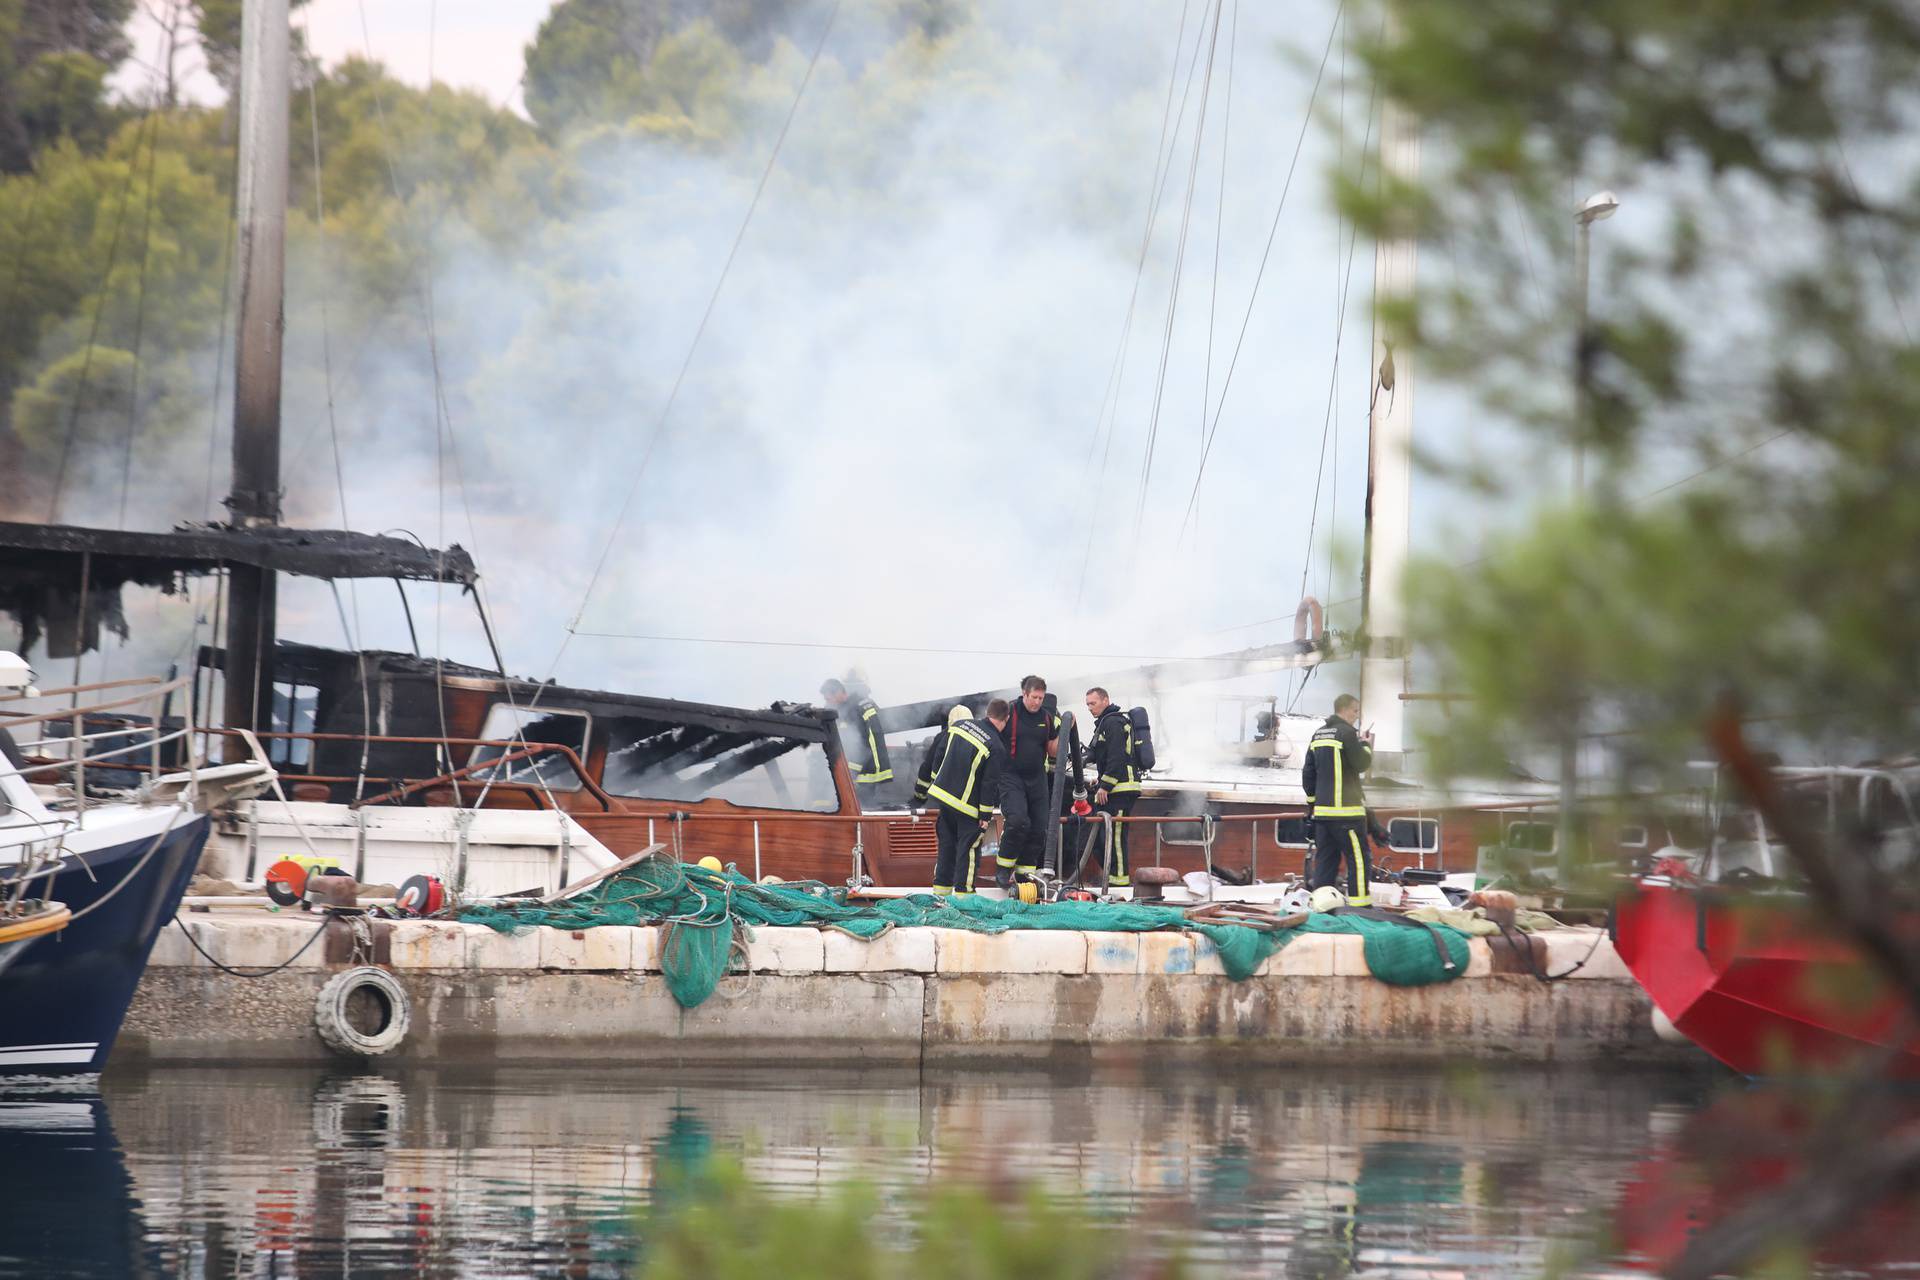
(222, 0, 290, 737)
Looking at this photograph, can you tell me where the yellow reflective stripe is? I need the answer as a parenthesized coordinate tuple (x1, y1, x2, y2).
(926, 784, 977, 817)
(1347, 828, 1372, 905)
(856, 769, 893, 783)
(1099, 774, 1120, 785)
(1316, 805, 1366, 817)
(1311, 737, 1344, 809)
(1108, 780, 1142, 794)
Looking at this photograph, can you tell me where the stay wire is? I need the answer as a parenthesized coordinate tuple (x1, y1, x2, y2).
(198, 157, 239, 520)
(116, 105, 167, 528)
(1173, 2, 1346, 542)
(1202, 0, 1238, 464)
(46, 93, 167, 521)
(561, 0, 845, 651)
(1130, 0, 1227, 563)
(1071, 0, 1213, 611)
(1299, 65, 1377, 607)
(305, 5, 374, 802)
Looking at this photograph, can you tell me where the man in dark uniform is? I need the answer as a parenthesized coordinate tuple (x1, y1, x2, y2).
(1302, 692, 1375, 906)
(821, 677, 892, 804)
(1084, 686, 1142, 888)
(993, 675, 1057, 886)
(912, 701, 1012, 895)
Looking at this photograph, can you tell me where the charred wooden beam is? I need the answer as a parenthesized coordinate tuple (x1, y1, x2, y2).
(0, 521, 476, 585)
(688, 737, 805, 791)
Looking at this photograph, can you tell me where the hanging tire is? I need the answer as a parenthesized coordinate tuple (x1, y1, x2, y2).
(313, 966, 411, 1059)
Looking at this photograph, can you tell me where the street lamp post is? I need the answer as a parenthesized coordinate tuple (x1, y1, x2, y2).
(1571, 190, 1619, 494)
(1560, 189, 1620, 882)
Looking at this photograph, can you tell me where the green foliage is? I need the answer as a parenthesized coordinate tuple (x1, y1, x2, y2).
(1338, 0, 1920, 787)
(0, 0, 132, 171)
(636, 1156, 1178, 1280)
(184, 0, 312, 92)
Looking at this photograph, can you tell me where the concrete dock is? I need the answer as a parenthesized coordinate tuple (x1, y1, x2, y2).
(121, 912, 1694, 1068)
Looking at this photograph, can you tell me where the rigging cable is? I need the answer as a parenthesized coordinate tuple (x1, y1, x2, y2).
(115, 101, 167, 529)
(1129, 0, 1227, 564)
(1298, 62, 1377, 610)
(554, 0, 846, 669)
(45, 46, 171, 522)
(1202, 0, 1238, 463)
(304, 5, 376, 802)
(1171, 2, 1345, 543)
(1070, 0, 1215, 611)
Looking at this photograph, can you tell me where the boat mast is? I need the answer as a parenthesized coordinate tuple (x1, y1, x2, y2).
(1356, 97, 1418, 764)
(223, 0, 290, 738)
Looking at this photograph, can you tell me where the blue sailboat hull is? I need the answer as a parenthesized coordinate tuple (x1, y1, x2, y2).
(0, 814, 210, 1074)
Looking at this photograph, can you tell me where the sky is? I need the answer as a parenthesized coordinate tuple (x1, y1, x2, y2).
(121, 0, 549, 114)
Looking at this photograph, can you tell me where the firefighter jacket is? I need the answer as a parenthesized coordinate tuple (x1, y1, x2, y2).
(913, 719, 1009, 818)
(1088, 705, 1141, 795)
(1302, 715, 1371, 818)
(839, 696, 892, 783)
(998, 699, 1056, 778)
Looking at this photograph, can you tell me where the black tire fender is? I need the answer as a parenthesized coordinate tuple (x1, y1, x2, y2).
(313, 966, 411, 1059)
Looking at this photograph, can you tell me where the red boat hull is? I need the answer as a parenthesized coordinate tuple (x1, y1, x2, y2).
(1613, 879, 1920, 1078)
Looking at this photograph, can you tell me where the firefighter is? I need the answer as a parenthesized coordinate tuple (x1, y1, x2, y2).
(1302, 693, 1375, 907)
(912, 701, 1012, 895)
(993, 675, 1058, 886)
(821, 677, 892, 802)
(1084, 686, 1142, 888)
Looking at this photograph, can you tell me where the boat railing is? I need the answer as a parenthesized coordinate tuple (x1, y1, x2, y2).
(189, 727, 618, 812)
(631, 808, 1301, 889)
(1, 672, 206, 916)
(0, 673, 199, 822)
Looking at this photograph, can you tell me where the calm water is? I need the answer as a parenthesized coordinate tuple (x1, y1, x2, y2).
(1, 1064, 1916, 1278)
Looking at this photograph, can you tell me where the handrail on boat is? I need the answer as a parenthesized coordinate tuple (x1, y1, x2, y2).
(191, 728, 618, 813)
(347, 743, 615, 812)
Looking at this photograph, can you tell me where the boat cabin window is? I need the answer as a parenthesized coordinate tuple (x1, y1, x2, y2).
(1387, 817, 1439, 854)
(601, 717, 836, 812)
(268, 679, 320, 767)
(1505, 821, 1556, 853)
(467, 705, 590, 791)
(1274, 817, 1310, 848)
(1617, 825, 1649, 850)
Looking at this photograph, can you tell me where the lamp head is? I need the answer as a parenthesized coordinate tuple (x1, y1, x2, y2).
(1576, 190, 1620, 225)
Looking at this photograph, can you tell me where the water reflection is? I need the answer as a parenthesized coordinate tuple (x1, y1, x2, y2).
(0, 1064, 1913, 1278)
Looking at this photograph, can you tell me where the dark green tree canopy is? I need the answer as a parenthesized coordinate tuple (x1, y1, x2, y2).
(0, 0, 133, 172)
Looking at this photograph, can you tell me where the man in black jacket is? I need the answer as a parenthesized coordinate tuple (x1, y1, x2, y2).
(912, 701, 1012, 895)
(1084, 687, 1142, 888)
(1301, 693, 1375, 906)
(821, 677, 893, 804)
(993, 675, 1057, 885)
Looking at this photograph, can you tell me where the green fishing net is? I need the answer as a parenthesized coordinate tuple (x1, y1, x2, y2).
(460, 856, 1467, 1008)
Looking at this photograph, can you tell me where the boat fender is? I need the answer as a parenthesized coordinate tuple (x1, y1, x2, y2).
(313, 966, 411, 1059)
(1294, 596, 1325, 644)
(1650, 1006, 1689, 1045)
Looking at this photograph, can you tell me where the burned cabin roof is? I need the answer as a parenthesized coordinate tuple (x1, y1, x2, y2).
(0, 520, 477, 656)
(266, 641, 838, 742)
(0, 520, 477, 584)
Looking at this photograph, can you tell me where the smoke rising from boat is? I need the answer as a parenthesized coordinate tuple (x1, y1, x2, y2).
(32, 0, 1385, 714)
